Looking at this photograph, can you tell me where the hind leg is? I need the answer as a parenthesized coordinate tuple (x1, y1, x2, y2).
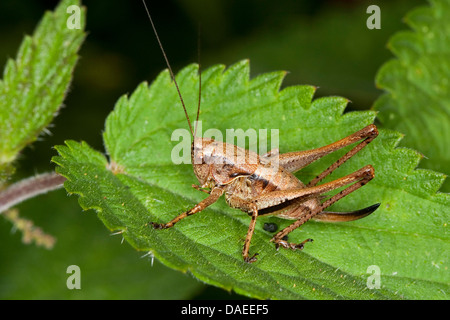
(270, 165, 375, 250)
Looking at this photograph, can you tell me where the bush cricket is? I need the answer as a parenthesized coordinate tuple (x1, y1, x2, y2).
(142, 1, 380, 263)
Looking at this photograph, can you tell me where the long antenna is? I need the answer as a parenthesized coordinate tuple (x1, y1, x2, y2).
(141, 0, 194, 137)
(194, 23, 202, 138)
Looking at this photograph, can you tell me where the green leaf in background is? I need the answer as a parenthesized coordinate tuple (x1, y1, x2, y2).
(0, 0, 85, 181)
(374, 0, 450, 192)
(201, 0, 423, 109)
(53, 60, 449, 299)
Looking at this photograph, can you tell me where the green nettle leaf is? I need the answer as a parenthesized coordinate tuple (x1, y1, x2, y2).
(0, 0, 85, 180)
(53, 60, 449, 299)
(374, 0, 450, 192)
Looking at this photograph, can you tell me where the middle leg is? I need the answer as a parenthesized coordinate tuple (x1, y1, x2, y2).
(242, 203, 260, 263)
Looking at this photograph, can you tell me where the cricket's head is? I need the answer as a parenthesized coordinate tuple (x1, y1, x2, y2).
(191, 136, 215, 185)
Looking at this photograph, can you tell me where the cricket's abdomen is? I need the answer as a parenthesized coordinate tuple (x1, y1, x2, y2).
(258, 197, 320, 220)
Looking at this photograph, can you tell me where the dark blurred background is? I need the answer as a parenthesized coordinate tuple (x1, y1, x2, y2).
(0, 0, 423, 299)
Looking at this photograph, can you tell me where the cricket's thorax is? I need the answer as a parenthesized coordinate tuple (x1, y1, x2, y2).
(192, 137, 260, 186)
(191, 137, 320, 219)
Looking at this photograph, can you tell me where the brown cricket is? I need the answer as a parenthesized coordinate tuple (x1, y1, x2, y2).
(142, 1, 379, 263)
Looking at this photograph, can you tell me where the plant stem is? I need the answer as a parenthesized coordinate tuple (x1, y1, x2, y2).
(0, 172, 66, 214)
